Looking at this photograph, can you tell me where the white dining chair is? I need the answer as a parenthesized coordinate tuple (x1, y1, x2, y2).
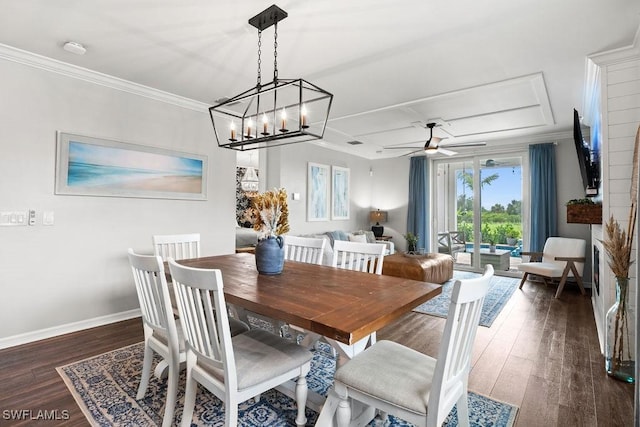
(332, 240, 386, 274)
(332, 240, 387, 346)
(324, 264, 494, 427)
(167, 258, 313, 427)
(152, 233, 201, 261)
(282, 235, 329, 346)
(284, 235, 326, 265)
(127, 248, 185, 427)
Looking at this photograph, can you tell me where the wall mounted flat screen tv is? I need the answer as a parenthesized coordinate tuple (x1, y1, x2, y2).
(573, 108, 599, 197)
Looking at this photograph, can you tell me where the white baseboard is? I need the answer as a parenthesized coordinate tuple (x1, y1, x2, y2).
(0, 309, 141, 350)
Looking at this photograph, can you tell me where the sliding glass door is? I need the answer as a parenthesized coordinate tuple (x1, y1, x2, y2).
(434, 153, 526, 275)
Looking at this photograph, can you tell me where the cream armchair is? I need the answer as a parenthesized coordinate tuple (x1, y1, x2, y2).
(517, 237, 586, 298)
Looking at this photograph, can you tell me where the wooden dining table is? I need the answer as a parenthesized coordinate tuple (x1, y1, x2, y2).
(171, 252, 442, 347)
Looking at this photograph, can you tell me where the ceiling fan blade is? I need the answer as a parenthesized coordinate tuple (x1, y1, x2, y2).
(440, 141, 486, 148)
(407, 149, 425, 156)
(383, 146, 423, 150)
(438, 148, 458, 156)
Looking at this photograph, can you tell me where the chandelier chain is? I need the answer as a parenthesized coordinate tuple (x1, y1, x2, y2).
(256, 30, 262, 88)
(273, 23, 278, 82)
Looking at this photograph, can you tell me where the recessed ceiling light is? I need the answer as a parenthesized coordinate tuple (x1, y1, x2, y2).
(63, 41, 86, 55)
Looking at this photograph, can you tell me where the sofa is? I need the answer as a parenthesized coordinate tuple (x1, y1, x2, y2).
(296, 230, 394, 266)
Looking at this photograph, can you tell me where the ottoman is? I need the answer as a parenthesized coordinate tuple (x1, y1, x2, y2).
(382, 252, 454, 284)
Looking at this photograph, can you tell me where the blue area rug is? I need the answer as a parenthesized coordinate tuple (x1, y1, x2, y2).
(413, 271, 520, 327)
(57, 341, 518, 426)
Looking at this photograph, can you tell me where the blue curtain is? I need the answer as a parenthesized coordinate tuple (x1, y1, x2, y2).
(407, 156, 429, 249)
(529, 143, 557, 252)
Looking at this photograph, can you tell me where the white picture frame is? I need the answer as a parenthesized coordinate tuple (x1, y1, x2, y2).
(331, 166, 350, 220)
(307, 162, 330, 221)
(55, 132, 207, 200)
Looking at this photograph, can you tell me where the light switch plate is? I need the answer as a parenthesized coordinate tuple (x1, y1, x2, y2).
(43, 211, 54, 226)
(0, 211, 28, 226)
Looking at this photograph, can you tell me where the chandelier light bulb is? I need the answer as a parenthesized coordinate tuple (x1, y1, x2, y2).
(246, 118, 253, 138)
(280, 108, 288, 132)
(261, 113, 269, 135)
(301, 104, 308, 128)
(229, 121, 237, 141)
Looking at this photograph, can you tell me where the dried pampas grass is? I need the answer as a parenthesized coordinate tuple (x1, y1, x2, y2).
(252, 188, 290, 237)
(602, 215, 633, 278)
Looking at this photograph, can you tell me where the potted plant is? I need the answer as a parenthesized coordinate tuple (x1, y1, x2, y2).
(404, 232, 419, 254)
(506, 226, 520, 246)
(566, 198, 602, 224)
(481, 224, 497, 253)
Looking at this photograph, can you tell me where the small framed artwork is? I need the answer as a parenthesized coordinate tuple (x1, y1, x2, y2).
(307, 162, 330, 221)
(331, 166, 350, 220)
(55, 132, 207, 200)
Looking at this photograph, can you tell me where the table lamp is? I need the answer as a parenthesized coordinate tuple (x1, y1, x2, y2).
(369, 209, 388, 238)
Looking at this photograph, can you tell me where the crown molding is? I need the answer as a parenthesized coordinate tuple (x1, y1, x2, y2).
(588, 23, 640, 66)
(0, 43, 209, 112)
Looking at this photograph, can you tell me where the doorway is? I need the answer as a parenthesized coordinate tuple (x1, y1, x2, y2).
(433, 153, 527, 276)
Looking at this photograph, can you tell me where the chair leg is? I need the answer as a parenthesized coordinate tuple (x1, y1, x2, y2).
(336, 397, 352, 427)
(161, 360, 179, 427)
(136, 344, 154, 400)
(555, 264, 572, 298)
(456, 392, 470, 427)
(225, 398, 238, 427)
(518, 272, 529, 289)
(295, 374, 309, 426)
(570, 263, 586, 295)
(315, 388, 341, 426)
(180, 373, 198, 427)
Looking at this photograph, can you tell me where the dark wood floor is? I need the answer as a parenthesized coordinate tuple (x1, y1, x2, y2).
(0, 279, 634, 426)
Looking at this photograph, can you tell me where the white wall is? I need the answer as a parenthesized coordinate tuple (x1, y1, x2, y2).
(0, 55, 236, 345)
(262, 144, 411, 246)
(556, 136, 596, 283)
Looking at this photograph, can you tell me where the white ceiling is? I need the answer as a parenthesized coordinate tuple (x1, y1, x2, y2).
(1, 0, 638, 159)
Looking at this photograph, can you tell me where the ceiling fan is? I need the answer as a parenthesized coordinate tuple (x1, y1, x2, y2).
(383, 122, 486, 156)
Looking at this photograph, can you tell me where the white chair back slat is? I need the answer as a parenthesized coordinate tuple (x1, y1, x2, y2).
(168, 259, 233, 377)
(129, 250, 172, 332)
(284, 235, 326, 265)
(332, 240, 386, 275)
(153, 233, 201, 261)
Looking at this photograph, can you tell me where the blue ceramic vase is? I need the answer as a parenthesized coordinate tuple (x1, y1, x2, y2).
(255, 235, 285, 275)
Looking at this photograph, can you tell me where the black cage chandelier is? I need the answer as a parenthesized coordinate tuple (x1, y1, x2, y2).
(209, 5, 334, 151)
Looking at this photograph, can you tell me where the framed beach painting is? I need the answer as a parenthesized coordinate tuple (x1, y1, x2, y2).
(55, 132, 207, 200)
(307, 162, 330, 221)
(331, 166, 350, 220)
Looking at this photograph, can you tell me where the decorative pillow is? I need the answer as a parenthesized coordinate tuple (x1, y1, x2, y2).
(364, 230, 377, 243)
(326, 230, 348, 247)
(348, 233, 368, 243)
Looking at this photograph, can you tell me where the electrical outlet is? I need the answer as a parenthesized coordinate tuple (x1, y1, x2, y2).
(28, 209, 36, 226)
